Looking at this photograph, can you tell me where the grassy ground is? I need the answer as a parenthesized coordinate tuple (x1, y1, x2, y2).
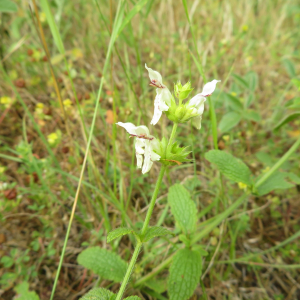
(0, 0, 300, 299)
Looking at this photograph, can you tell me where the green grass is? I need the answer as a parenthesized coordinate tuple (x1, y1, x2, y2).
(0, 0, 300, 299)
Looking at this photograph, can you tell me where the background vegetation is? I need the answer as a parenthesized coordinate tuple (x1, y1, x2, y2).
(0, 0, 299, 299)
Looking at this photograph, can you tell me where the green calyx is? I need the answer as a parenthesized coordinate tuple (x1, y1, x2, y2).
(174, 81, 194, 101)
(165, 98, 198, 124)
(154, 137, 192, 166)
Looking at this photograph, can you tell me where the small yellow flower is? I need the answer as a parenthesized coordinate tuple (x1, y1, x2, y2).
(47, 132, 58, 145)
(39, 12, 46, 23)
(63, 99, 72, 108)
(238, 182, 248, 190)
(32, 50, 42, 61)
(35, 103, 44, 115)
(223, 135, 230, 141)
(0, 96, 13, 108)
(242, 25, 248, 32)
(262, 166, 270, 173)
(71, 48, 83, 60)
(246, 56, 253, 62)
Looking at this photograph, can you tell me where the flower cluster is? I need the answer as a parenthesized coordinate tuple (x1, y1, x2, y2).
(117, 64, 220, 173)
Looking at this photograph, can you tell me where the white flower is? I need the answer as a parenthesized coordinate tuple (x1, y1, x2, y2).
(116, 122, 160, 174)
(187, 79, 221, 129)
(145, 64, 172, 125)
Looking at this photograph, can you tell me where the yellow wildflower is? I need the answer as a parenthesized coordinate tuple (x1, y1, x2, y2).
(47, 132, 58, 145)
(238, 182, 248, 190)
(242, 25, 248, 32)
(0, 96, 13, 108)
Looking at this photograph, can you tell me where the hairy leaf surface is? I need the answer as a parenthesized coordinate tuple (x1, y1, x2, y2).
(77, 247, 126, 282)
(168, 184, 197, 235)
(205, 150, 252, 186)
(168, 249, 202, 300)
(143, 226, 173, 242)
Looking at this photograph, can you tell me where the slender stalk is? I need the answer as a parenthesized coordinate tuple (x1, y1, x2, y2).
(49, 1, 125, 298)
(207, 97, 218, 150)
(116, 166, 166, 300)
(141, 166, 166, 236)
(116, 243, 143, 300)
(255, 135, 300, 188)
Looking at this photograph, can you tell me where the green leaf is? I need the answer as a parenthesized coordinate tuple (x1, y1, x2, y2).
(146, 279, 167, 293)
(124, 297, 142, 300)
(40, 0, 65, 54)
(287, 172, 300, 184)
(0, 0, 18, 12)
(143, 226, 174, 242)
(243, 110, 261, 122)
(107, 227, 134, 243)
(232, 74, 249, 89)
(77, 247, 127, 282)
(218, 112, 242, 133)
(255, 172, 294, 196)
(245, 93, 255, 107)
(168, 184, 197, 235)
(168, 249, 202, 300)
(14, 282, 40, 300)
(245, 71, 258, 91)
(79, 288, 115, 300)
(225, 94, 243, 111)
(205, 150, 252, 186)
(274, 112, 300, 130)
(282, 59, 296, 78)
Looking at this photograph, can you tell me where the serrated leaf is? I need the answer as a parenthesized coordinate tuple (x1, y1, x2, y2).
(124, 297, 142, 300)
(232, 74, 249, 89)
(245, 71, 258, 92)
(168, 184, 197, 235)
(79, 288, 115, 300)
(143, 226, 173, 242)
(218, 111, 242, 133)
(107, 227, 134, 243)
(243, 110, 261, 122)
(282, 59, 296, 78)
(168, 249, 202, 300)
(14, 282, 40, 300)
(274, 112, 300, 130)
(255, 172, 294, 196)
(0, 0, 18, 12)
(225, 94, 243, 111)
(205, 150, 252, 186)
(77, 247, 126, 282)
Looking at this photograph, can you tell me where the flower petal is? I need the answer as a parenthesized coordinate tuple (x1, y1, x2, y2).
(188, 94, 206, 108)
(150, 95, 164, 125)
(135, 138, 145, 155)
(116, 122, 150, 136)
(145, 64, 163, 85)
(136, 154, 143, 169)
(151, 150, 160, 162)
(193, 115, 203, 130)
(200, 79, 221, 97)
(160, 88, 172, 106)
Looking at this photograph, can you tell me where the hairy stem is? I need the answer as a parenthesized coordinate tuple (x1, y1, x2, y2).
(116, 166, 166, 300)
